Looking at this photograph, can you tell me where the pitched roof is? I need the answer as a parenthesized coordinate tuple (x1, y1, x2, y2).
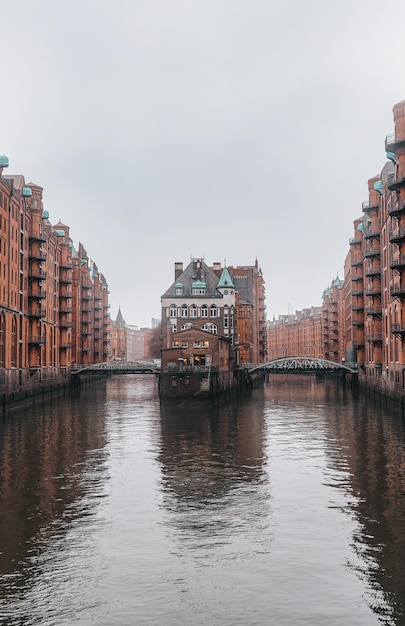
(162, 259, 221, 298)
(217, 266, 235, 289)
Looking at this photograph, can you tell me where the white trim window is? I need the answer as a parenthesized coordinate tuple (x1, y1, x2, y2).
(181, 304, 188, 318)
(210, 304, 217, 318)
(190, 304, 197, 318)
(201, 323, 217, 334)
(169, 304, 177, 318)
(201, 304, 208, 318)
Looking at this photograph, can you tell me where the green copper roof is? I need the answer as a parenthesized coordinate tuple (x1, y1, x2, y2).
(22, 187, 32, 197)
(217, 266, 235, 288)
(386, 151, 397, 164)
(55, 229, 65, 236)
(374, 180, 383, 195)
(0, 155, 9, 168)
(42, 209, 50, 219)
(192, 280, 206, 287)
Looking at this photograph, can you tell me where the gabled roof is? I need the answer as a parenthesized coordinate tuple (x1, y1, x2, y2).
(162, 259, 221, 298)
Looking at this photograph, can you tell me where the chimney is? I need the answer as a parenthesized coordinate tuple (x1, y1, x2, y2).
(174, 262, 183, 280)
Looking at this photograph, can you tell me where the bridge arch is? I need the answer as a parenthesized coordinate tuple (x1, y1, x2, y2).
(247, 357, 357, 375)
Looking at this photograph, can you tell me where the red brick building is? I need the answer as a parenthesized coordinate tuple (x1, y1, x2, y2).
(0, 155, 110, 398)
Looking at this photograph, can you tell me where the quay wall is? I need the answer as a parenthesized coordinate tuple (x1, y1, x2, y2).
(1, 367, 73, 412)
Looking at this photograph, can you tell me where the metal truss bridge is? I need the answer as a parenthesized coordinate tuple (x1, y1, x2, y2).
(246, 357, 357, 375)
(71, 360, 160, 376)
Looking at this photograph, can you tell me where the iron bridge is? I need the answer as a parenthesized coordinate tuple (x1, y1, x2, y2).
(246, 357, 357, 375)
(71, 360, 159, 376)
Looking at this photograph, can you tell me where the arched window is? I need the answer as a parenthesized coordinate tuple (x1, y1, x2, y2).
(210, 304, 217, 318)
(201, 304, 208, 318)
(0, 313, 5, 368)
(190, 304, 197, 318)
(169, 304, 177, 318)
(11, 315, 17, 367)
(181, 304, 188, 318)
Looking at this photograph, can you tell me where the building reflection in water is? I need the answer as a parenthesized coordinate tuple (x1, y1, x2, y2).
(0, 386, 109, 602)
(157, 391, 272, 559)
(267, 375, 405, 623)
(323, 387, 405, 622)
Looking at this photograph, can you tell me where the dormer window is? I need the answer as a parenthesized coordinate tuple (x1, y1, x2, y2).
(192, 280, 206, 295)
(175, 282, 183, 295)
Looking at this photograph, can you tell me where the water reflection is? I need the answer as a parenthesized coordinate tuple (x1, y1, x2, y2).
(0, 386, 109, 608)
(1, 376, 405, 624)
(158, 393, 272, 562)
(324, 391, 405, 622)
(266, 376, 405, 624)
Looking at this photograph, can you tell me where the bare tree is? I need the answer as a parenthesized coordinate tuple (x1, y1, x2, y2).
(148, 323, 162, 359)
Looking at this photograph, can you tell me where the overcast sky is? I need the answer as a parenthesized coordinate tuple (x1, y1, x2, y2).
(2, 1, 405, 327)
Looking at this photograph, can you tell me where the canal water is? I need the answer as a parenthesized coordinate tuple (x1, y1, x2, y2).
(1, 375, 405, 626)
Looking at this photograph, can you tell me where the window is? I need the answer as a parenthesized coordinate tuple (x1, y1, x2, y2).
(192, 287, 206, 295)
(201, 304, 208, 318)
(210, 304, 217, 318)
(175, 283, 183, 295)
(169, 304, 177, 318)
(201, 323, 217, 334)
(190, 304, 197, 318)
(181, 304, 188, 318)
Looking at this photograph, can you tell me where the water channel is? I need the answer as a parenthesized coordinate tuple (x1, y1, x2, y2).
(1, 375, 405, 625)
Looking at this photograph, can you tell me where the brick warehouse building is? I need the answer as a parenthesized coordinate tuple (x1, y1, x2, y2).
(0, 156, 110, 399)
(160, 258, 267, 370)
(267, 99, 405, 403)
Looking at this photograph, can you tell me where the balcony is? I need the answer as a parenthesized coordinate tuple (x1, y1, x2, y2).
(59, 320, 72, 329)
(28, 306, 46, 318)
(386, 132, 405, 152)
(391, 323, 405, 336)
(29, 231, 46, 243)
(365, 286, 381, 297)
(388, 176, 405, 192)
(391, 283, 405, 298)
(365, 266, 381, 278)
(362, 201, 379, 213)
(59, 341, 72, 349)
(388, 197, 405, 217)
(390, 253, 405, 270)
(364, 243, 380, 258)
(28, 288, 46, 300)
(389, 224, 405, 243)
(28, 335, 46, 345)
(29, 249, 46, 262)
(363, 227, 380, 239)
(367, 333, 382, 343)
(60, 261, 73, 270)
(365, 304, 382, 316)
(29, 270, 46, 281)
(59, 303, 72, 313)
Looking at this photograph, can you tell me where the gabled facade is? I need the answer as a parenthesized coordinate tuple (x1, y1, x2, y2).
(161, 258, 238, 349)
